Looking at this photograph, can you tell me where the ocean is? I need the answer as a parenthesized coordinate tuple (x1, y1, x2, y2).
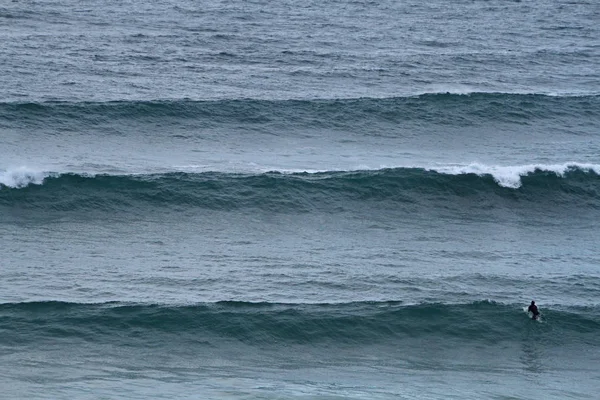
(1, 0, 599, 399)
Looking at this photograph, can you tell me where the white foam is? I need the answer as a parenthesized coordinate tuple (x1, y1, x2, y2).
(0, 167, 50, 188)
(428, 162, 600, 188)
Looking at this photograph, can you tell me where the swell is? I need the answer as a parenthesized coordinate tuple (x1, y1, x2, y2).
(1, 165, 599, 214)
(1, 93, 599, 132)
(1, 300, 598, 347)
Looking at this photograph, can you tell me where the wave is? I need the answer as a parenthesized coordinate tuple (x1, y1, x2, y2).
(1, 300, 598, 347)
(0, 166, 48, 188)
(1, 93, 599, 132)
(1, 164, 599, 214)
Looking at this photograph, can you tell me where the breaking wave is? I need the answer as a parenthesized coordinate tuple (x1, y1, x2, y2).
(1, 164, 599, 214)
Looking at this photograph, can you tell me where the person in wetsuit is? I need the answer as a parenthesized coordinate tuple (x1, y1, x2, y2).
(528, 300, 540, 320)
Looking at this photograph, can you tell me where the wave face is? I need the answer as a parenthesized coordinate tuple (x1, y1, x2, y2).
(1, 165, 599, 215)
(2, 301, 599, 348)
(1, 93, 599, 133)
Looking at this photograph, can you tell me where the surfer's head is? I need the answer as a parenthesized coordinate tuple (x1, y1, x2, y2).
(531, 301, 535, 305)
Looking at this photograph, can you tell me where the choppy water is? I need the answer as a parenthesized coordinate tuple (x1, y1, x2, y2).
(1, 0, 600, 399)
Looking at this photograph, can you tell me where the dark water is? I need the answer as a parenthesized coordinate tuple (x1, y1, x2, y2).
(4, 300, 600, 346)
(1, 0, 600, 399)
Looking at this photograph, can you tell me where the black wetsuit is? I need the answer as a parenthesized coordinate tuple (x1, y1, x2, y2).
(528, 304, 540, 320)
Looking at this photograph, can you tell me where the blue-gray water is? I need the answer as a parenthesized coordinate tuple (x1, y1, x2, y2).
(1, 0, 600, 399)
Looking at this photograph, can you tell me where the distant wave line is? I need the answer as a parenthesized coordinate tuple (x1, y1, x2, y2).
(1, 91, 599, 107)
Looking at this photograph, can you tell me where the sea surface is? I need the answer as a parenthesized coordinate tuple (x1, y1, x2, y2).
(1, 0, 600, 399)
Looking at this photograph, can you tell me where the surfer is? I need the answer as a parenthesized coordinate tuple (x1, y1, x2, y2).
(528, 300, 540, 320)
